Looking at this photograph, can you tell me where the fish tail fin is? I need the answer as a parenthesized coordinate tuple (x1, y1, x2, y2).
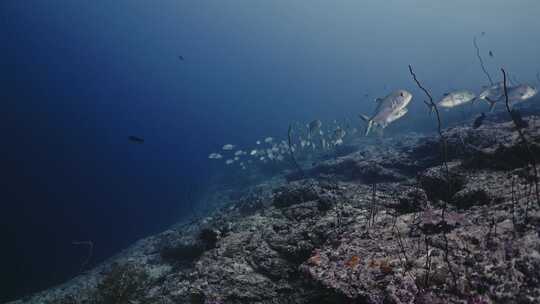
(359, 114, 373, 136)
(485, 97, 497, 112)
(364, 120, 374, 136)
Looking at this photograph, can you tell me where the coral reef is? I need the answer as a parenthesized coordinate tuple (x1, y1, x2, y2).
(10, 115, 540, 304)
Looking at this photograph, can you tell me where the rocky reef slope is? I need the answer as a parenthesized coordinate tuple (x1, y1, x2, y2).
(10, 115, 540, 304)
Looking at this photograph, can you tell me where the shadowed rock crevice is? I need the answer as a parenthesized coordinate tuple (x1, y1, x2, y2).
(419, 166, 467, 202)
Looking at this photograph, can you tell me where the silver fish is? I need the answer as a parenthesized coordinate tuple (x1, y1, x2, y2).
(359, 90, 412, 135)
(222, 144, 235, 151)
(481, 83, 537, 111)
(435, 90, 476, 110)
(506, 84, 537, 103)
(363, 108, 408, 136)
(208, 153, 223, 159)
(333, 127, 346, 140)
(308, 120, 322, 134)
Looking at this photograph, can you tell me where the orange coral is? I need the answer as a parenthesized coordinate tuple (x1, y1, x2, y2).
(345, 255, 360, 268)
(367, 259, 392, 274)
(379, 260, 393, 274)
(307, 253, 322, 266)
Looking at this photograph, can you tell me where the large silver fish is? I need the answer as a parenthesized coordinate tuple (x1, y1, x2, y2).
(510, 84, 537, 99)
(480, 83, 537, 111)
(435, 90, 476, 111)
(359, 90, 412, 135)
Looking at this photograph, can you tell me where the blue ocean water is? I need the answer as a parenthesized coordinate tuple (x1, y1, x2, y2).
(1, 0, 539, 301)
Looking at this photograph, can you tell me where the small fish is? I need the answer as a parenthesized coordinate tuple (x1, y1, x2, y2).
(225, 159, 234, 165)
(264, 137, 273, 143)
(208, 153, 223, 159)
(178, 55, 184, 61)
(333, 127, 346, 140)
(489, 50, 494, 57)
(128, 136, 144, 143)
(308, 120, 322, 135)
(250, 150, 257, 156)
(256, 140, 261, 145)
(473, 113, 486, 129)
(222, 144, 235, 151)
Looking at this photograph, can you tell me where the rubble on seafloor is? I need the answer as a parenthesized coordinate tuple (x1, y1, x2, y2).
(10, 116, 540, 304)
